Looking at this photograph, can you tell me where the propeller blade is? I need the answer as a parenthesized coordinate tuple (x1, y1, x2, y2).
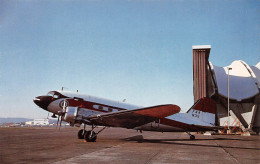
(58, 99, 67, 130)
(59, 117, 62, 130)
(56, 116, 60, 129)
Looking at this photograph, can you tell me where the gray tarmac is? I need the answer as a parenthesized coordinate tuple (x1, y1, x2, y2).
(0, 127, 259, 164)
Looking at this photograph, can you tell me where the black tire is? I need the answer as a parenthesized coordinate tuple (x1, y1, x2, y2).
(190, 135, 195, 140)
(84, 131, 97, 142)
(78, 129, 86, 139)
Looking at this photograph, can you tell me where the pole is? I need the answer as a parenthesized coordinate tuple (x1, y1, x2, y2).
(227, 67, 232, 134)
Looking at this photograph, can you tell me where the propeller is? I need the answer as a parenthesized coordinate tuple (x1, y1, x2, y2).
(56, 99, 67, 130)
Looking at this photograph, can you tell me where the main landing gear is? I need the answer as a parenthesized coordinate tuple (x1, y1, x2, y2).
(186, 131, 195, 140)
(77, 124, 106, 142)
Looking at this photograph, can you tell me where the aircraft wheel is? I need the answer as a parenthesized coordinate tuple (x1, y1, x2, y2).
(84, 131, 97, 142)
(78, 129, 87, 139)
(190, 135, 195, 140)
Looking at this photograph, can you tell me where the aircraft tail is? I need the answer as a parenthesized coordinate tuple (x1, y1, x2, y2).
(187, 97, 216, 125)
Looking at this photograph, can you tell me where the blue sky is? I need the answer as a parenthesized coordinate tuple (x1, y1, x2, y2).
(0, 0, 259, 118)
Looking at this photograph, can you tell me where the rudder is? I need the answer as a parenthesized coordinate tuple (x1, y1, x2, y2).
(187, 97, 216, 125)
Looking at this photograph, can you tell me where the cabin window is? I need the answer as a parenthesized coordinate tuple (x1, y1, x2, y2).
(93, 105, 104, 110)
(98, 106, 103, 110)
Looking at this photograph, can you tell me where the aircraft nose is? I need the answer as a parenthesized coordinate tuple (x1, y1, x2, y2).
(33, 96, 53, 111)
(33, 97, 41, 102)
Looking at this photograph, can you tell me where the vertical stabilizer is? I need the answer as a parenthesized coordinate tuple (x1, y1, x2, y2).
(187, 97, 216, 125)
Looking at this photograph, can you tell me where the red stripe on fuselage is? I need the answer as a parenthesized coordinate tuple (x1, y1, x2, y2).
(66, 99, 127, 113)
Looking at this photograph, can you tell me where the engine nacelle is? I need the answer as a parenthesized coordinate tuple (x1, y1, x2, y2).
(64, 107, 78, 124)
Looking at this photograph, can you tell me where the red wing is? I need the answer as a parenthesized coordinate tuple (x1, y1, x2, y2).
(87, 104, 180, 129)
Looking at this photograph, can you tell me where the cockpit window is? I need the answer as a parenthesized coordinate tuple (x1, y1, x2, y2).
(47, 92, 55, 97)
(47, 91, 69, 99)
(47, 91, 59, 98)
(53, 94, 59, 98)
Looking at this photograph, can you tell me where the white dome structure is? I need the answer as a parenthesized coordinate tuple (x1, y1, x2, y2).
(211, 61, 260, 101)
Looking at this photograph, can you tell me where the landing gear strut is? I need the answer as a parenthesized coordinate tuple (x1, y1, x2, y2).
(78, 129, 86, 139)
(78, 124, 107, 142)
(78, 124, 87, 139)
(84, 130, 97, 142)
(186, 132, 195, 140)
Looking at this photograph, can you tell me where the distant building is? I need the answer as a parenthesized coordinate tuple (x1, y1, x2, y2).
(8, 123, 21, 127)
(25, 118, 50, 125)
(25, 121, 34, 125)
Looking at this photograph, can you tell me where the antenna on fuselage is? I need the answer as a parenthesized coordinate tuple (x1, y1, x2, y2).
(61, 87, 68, 91)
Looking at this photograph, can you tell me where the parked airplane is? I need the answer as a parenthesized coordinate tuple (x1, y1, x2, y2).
(34, 90, 218, 142)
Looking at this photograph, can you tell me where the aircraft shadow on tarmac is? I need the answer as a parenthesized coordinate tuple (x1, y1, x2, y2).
(123, 135, 260, 151)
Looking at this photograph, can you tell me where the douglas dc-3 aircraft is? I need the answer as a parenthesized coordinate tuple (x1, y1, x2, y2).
(34, 90, 218, 142)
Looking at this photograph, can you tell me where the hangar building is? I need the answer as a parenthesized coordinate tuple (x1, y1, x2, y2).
(192, 45, 260, 133)
(25, 119, 49, 126)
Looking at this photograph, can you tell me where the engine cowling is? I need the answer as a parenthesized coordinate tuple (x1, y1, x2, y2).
(64, 107, 78, 124)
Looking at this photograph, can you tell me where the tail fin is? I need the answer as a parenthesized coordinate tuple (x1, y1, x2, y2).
(187, 97, 216, 125)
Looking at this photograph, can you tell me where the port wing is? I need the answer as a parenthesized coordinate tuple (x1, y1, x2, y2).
(87, 104, 180, 129)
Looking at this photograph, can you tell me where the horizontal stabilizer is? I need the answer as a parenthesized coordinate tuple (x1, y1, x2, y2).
(160, 118, 222, 131)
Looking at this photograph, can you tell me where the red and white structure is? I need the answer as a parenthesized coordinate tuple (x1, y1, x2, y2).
(192, 45, 260, 134)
